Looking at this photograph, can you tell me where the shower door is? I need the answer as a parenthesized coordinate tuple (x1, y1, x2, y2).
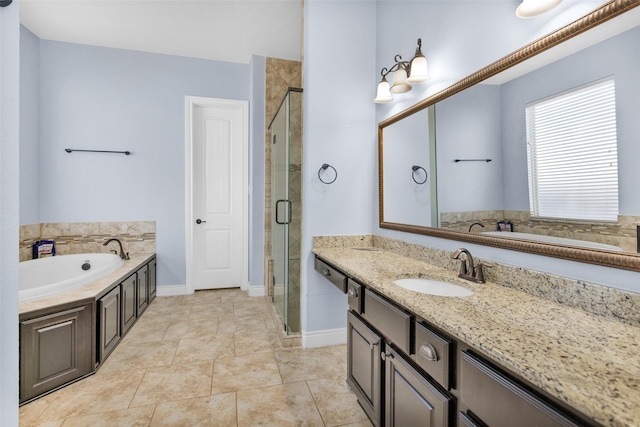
(271, 96, 291, 332)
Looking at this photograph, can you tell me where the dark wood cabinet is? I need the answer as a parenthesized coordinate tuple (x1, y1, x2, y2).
(98, 285, 121, 363)
(385, 347, 451, 427)
(121, 273, 137, 335)
(20, 303, 93, 402)
(148, 257, 157, 301)
(459, 350, 581, 427)
(136, 265, 148, 316)
(347, 311, 383, 427)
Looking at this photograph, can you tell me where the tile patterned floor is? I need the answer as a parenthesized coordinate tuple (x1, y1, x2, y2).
(19, 289, 372, 427)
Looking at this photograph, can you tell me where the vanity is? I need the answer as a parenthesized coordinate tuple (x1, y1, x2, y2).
(314, 238, 640, 427)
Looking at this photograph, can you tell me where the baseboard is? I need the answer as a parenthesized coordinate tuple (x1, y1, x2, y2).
(302, 327, 347, 348)
(156, 284, 188, 297)
(248, 284, 265, 297)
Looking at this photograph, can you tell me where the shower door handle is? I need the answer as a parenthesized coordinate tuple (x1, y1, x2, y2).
(275, 199, 291, 225)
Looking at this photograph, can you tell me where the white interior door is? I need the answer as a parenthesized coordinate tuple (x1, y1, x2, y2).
(188, 98, 247, 291)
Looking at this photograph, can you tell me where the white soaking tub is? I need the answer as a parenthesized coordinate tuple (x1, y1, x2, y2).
(19, 253, 123, 302)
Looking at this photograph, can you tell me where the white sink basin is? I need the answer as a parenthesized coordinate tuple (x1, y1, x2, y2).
(393, 278, 474, 297)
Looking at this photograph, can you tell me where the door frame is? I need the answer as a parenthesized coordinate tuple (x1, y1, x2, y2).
(185, 96, 249, 294)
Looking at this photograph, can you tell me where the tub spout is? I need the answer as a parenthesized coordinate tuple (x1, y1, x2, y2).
(103, 238, 130, 260)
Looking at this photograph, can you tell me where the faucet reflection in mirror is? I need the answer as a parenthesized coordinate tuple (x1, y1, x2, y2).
(374, 38, 429, 103)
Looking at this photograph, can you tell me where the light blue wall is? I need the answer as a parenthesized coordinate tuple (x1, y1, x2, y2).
(19, 25, 40, 225)
(1, 0, 21, 423)
(435, 84, 503, 214)
(373, 0, 640, 293)
(302, 0, 377, 332)
(36, 40, 251, 287)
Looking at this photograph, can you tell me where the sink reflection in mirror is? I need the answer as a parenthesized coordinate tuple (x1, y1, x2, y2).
(393, 278, 474, 297)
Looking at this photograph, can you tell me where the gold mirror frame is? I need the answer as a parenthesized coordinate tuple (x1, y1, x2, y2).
(379, 0, 640, 272)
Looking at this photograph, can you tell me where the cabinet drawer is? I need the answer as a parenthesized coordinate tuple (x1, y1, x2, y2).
(314, 257, 348, 293)
(362, 289, 411, 354)
(347, 279, 363, 314)
(413, 321, 451, 390)
(460, 351, 581, 427)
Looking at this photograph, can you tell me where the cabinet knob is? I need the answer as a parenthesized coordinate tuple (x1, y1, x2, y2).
(196, 219, 206, 224)
(348, 288, 358, 298)
(419, 343, 439, 362)
(323, 268, 331, 277)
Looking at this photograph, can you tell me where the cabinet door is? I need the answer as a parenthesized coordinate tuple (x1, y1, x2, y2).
(98, 286, 121, 363)
(347, 311, 382, 427)
(459, 350, 581, 427)
(121, 274, 137, 334)
(20, 304, 93, 402)
(148, 258, 157, 301)
(136, 265, 148, 315)
(385, 347, 451, 427)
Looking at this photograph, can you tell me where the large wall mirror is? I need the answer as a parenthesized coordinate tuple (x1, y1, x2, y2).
(379, 0, 640, 271)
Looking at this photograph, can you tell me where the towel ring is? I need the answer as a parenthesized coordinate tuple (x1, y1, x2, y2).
(411, 165, 427, 184)
(318, 163, 337, 184)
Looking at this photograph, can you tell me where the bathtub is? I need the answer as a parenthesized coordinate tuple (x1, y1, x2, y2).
(481, 231, 622, 251)
(19, 253, 124, 302)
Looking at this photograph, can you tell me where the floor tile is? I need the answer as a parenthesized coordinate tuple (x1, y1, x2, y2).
(234, 329, 284, 356)
(236, 382, 324, 427)
(275, 347, 345, 383)
(130, 361, 213, 407)
(172, 333, 235, 364)
(60, 405, 154, 427)
(211, 353, 282, 394)
(188, 302, 234, 321)
(25, 369, 146, 421)
(19, 290, 368, 427)
(307, 377, 369, 427)
(99, 339, 178, 374)
(217, 313, 271, 334)
(150, 393, 237, 427)
(162, 317, 219, 341)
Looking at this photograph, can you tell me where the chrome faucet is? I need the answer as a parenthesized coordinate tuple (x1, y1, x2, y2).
(452, 248, 485, 283)
(103, 238, 130, 260)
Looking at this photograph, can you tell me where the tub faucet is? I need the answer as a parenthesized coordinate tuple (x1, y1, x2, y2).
(469, 222, 485, 232)
(103, 238, 130, 260)
(452, 248, 485, 283)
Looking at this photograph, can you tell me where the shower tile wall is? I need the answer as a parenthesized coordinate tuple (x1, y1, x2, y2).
(19, 221, 156, 261)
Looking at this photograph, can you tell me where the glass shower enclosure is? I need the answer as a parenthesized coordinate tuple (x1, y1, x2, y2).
(269, 88, 302, 335)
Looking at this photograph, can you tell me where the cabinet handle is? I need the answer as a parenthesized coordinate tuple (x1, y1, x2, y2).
(419, 343, 439, 362)
(348, 288, 358, 298)
(323, 268, 331, 277)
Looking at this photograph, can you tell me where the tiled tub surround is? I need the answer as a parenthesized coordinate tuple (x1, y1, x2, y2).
(19, 221, 156, 262)
(440, 211, 639, 252)
(312, 235, 640, 427)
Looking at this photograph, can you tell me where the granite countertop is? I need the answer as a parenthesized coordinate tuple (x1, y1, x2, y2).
(19, 253, 155, 316)
(313, 246, 640, 427)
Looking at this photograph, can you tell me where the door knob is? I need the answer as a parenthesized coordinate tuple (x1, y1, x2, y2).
(196, 219, 206, 224)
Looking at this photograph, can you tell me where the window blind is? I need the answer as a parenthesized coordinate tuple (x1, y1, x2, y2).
(526, 77, 619, 222)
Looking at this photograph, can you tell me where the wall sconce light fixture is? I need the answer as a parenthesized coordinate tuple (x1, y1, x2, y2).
(374, 38, 429, 103)
(516, 0, 563, 18)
